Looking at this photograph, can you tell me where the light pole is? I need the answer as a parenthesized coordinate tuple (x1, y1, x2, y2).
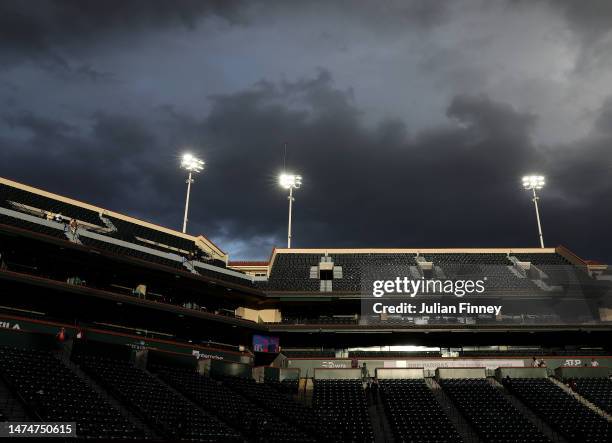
(522, 175, 546, 248)
(279, 173, 302, 248)
(180, 153, 205, 233)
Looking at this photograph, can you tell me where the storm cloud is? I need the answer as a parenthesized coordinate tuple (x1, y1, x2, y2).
(1, 0, 611, 261)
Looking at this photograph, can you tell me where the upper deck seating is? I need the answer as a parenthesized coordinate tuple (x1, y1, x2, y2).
(0, 183, 102, 225)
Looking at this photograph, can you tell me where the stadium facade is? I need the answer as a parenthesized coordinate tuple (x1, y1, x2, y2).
(0, 175, 610, 441)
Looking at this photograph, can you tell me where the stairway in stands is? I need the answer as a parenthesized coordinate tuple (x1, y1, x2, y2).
(369, 387, 396, 443)
(549, 376, 612, 421)
(426, 378, 481, 443)
(488, 377, 567, 443)
(58, 353, 159, 440)
(0, 376, 31, 421)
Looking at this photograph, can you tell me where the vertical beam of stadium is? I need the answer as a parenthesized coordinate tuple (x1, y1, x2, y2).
(532, 187, 545, 248)
(287, 186, 293, 248)
(182, 171, 193, 234)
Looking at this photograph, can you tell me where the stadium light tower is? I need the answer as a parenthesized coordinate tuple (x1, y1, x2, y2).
(279, 173, 302, 248)
(180, 153, 205, 233)
(522, 175, 546, 248)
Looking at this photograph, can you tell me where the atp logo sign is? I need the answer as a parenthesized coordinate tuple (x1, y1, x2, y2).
(563, 359, 582, 367)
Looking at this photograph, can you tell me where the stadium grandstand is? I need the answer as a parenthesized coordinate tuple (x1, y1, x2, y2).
(0, 175, 611, 442)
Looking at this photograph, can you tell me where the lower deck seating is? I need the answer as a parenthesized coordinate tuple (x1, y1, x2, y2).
(571, 377, 612, 414)
(268, 379, 299, 396)
(0, 347, 143, 439)
(313, 379, 374, 442)
(152, 365, 312, 442)
(441, 378, 548, 442)
(504, 378, 611, 442)
(220, 376, 328, 440)
(379, 379, 461, 442)
(78, 355, 240, 441)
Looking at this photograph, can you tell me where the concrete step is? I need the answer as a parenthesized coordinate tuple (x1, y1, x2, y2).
(369, 392, 394, 443)
(148, 371, 246, 441)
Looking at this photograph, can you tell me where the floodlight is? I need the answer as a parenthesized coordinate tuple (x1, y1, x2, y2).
(522, 175, 545, 190)
(521, 174, 546, 248)
(279, 172, 303, 248)
(279, 173, 302, 190)
(180, 153, 205, 233)
(181, 153, 205, 173)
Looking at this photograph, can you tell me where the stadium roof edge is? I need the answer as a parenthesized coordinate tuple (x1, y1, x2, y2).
(0, 175, 227, 261)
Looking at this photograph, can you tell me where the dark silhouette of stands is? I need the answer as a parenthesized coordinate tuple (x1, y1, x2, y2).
(77, 354, 240, 441)
(0, 183, 101, 225)
(379, 379, 461, 442)
(152, 364, 313, 442)
(566, 377, 612, 415)
(220, 375, 331, 441)
(0, 182, 250, 286)
(441, 378, 548, 442)
(503, 378, 611, 442)
(0, 347, 144, 439)
(313, 379, 374, 442)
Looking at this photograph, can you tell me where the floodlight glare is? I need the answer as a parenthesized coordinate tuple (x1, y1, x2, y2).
(522, 175, 545, 190)
(181, 153, 205, 173)
(521, 174, 546, 248)
(279, 172, 303, 248)
(279, 173, 302, 190)
(180, 153, 205, 233)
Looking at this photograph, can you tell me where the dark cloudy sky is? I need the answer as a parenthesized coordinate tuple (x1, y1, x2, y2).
(1, 0, 611, 262)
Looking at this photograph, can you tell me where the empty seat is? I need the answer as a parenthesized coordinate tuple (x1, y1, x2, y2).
(78, 355, 240, 441)
(0, 347, 143, 439)
(380, 379, 461, 442)
(313, 379, 374, 442)
(504, 377, 611, 442)
(441, 378, 548, 442)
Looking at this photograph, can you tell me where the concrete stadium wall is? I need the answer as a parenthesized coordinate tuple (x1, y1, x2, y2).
(280, 368, 300, 380)
(201, 359, 252, 378)
(555, 366, 610, 379)
(436, 368, 486, 379)
(496, 367, 547, 379)
(314, 368, 362, 380)
(286, 359, 352, 377)
(285, 356, 612, 376)
(376, 368, 424, 379)
(254, 366, 299, 381)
